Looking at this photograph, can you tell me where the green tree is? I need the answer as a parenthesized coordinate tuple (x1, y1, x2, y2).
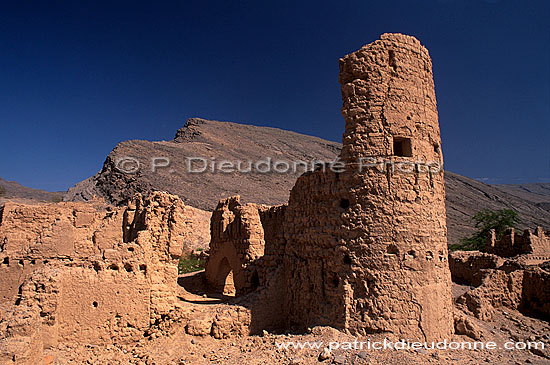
(450, 209, 520, 251)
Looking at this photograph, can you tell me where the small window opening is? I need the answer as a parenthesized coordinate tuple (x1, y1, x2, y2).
(387, 244, 399, 255)
(93, 262, 101, 272)
(393, 137, 413, 157)
(330, 274, 340, 288)
(340, 199, 350, 209)
(92, 301, 98, 308)
(251, 270, 260, 289)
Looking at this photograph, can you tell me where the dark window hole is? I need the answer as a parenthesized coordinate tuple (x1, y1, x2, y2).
(108, 264, 119, 271)
(3, 257, 9, 265)
(251, 271, 260, 289)
(340, 199, 350, 209)
(387, 245, 399, 255)
(343, 254, 352, 265)
(92, 301, 98, 308)
(330, 274, 340, 288)
(124, 263, 133, 272)
(393, 137, 413, 157)
(92, 262, 101, 272)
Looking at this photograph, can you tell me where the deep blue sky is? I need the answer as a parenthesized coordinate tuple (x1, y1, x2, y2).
(1, 0, 549, 191)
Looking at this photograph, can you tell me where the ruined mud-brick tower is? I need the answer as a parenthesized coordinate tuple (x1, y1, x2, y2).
(284, 33, 453, 340)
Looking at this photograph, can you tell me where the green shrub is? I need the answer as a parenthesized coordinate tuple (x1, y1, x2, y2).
(450, 209, 520, 251)
(178, 253, 205, 275)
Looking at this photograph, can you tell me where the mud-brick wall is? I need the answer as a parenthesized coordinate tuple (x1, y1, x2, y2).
(283, 33, 453, 341)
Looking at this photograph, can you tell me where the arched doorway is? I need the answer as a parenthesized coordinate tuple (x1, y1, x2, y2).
(216, 257, 236, 296)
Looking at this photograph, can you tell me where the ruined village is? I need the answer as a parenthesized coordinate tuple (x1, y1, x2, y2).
(1, 33, 549, 365)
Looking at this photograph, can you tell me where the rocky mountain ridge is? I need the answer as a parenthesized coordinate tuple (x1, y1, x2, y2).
(14, 118, 550, 246)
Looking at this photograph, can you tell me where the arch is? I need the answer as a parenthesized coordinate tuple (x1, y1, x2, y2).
(205, 243, 246, 296)
(216, 257, 236, 296)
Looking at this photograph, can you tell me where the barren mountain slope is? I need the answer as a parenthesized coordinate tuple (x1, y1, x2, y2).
(0, 177, 63, 202)
(493, 182, 550, 212)
(445, 172, 550, 244)
(65, 118, 341, 210)
(65, 118, 550, 245)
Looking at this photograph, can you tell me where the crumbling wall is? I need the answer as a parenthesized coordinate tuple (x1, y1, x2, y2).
(521, 266, 550, 318)
(204, 196, 289, 333)
(283, 33, 453, 341)
(0, 192, 209, 358)
(485, 227, 550, 262)
(205, 196, 264, 295)
(0, 200, 124, 304)
(458, 269, 524, 321)
(203, 34, 454, 340)
(448, 251, 504, 286)
(205, 196, 287, 299)
(451, 225, 550, 321)
(451, 250, 550, 322)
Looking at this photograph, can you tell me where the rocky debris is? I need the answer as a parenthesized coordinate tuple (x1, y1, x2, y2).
(34, 318, 550, 364)
(318, 347, 331, 361)
(454, 313, 484, 340)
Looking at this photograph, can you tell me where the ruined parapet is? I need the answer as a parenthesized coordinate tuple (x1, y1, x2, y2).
(205, 196, 286, 297)
(448, 251, 504, 287)
(485, 227, 550, 262)
(284, 33, 453, 341)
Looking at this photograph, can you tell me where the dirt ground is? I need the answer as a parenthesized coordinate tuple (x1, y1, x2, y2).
(43, 281, 550, 365)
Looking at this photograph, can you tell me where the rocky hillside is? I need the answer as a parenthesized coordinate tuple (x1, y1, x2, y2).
(445, 172, 550, 245)
(493, 182, 550, 211)
(65, 118, 550, 245)
(0, 177, 63, 202)
(65, 118, 341, 210)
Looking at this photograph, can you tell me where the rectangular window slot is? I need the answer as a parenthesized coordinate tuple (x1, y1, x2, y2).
(393, 137, 413, 157)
